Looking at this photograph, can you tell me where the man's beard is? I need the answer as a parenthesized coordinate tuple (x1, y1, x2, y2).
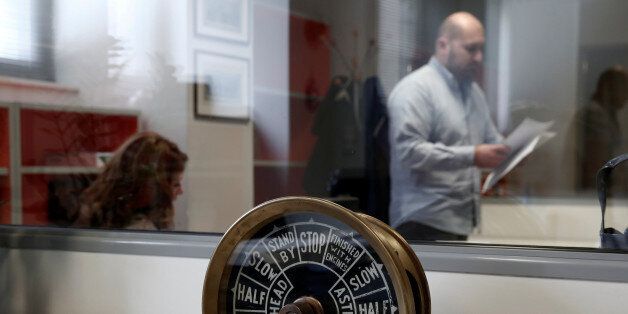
(459, 67, 478, 82)
(446, 55, 477, 82)
(451, 63, 478, 82)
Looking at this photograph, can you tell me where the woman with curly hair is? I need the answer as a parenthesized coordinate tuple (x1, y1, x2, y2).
(76, 132, 188, 230)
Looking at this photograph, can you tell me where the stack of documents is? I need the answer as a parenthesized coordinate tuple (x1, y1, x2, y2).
(481, 118, 555, 193)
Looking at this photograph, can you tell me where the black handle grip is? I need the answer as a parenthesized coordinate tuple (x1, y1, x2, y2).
(597, 154, 628, 232)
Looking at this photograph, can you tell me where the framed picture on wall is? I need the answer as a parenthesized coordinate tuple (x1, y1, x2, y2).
(194, 51, 249, 121)
(195, 0, 249, 43)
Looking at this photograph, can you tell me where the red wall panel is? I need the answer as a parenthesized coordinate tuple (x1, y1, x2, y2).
(21, 109, 138, 166)
(0, 108, 8, 167)
(0, 176, 9, 224)
(254, 165, 305, 205)
(18, 108, 138, 225)
(289, 15, 331, 96)
(21, 174, 49, 225)
(289, 96, 318, 162)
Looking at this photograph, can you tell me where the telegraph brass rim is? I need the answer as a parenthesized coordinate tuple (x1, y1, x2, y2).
(202, 196, 426, 313)
(357, 213, 431, 313)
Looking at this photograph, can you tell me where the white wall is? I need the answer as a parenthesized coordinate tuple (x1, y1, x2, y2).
(54, 0, 190, 146)
(185, 0, 292, 232)
(185, 108, 254, 232)
(1, 249, 207, 313)
(427, 271, 628, 314)
(53, 0, 115, 108)
(0, 78, 79, 105)
(3, 247, 628, 314)
(490, 0, 580, 196)
(476, 197, 628, 247)
(579, 0, 628, 47)
(251, 1, 290, 161)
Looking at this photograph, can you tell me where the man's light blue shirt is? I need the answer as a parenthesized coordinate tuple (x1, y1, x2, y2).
(387, 57, 502, 235)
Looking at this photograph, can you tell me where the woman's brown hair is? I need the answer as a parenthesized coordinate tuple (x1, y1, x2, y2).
(79, 132, 188, 229)
(592, 65, 628, 111)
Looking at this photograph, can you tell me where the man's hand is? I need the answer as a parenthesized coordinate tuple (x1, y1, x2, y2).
(474, 144, 510, 168)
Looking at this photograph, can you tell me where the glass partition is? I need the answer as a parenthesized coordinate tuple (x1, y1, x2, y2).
(2, 0, 628, 250)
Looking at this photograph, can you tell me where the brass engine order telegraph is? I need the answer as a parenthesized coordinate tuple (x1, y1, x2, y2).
(203, 197, 430, 313)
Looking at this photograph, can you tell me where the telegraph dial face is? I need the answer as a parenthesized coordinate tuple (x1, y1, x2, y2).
(227, 212, 397, 313)
(203, 197, 429, 314)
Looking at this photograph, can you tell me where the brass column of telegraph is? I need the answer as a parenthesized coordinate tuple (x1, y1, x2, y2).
(202, 197, 431, 313)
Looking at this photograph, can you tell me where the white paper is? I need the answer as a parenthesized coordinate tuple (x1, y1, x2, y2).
(481, 118, 555, 193)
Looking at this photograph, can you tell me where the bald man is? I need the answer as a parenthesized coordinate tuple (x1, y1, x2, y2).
(387, 12, 510, 241)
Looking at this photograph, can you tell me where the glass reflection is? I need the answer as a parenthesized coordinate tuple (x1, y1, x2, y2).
(0, 0, 627, 250)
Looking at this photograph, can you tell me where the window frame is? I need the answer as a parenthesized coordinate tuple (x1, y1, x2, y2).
(2, 224, 628, 283)
(0, 0, 55, 81)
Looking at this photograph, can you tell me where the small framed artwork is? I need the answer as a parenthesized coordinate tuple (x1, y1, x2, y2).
(194, 51, 249, 121)
(195, 0, 249, 43)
